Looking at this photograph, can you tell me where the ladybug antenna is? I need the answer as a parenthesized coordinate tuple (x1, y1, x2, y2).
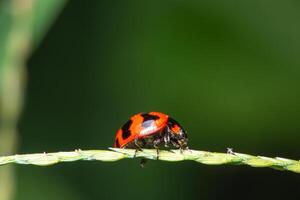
(140, 158, 147, 168)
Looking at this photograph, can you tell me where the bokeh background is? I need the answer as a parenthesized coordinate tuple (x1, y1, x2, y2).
(1, 0, 300, 200)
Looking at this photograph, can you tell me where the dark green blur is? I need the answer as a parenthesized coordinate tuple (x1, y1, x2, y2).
(16, 1, 300, 199)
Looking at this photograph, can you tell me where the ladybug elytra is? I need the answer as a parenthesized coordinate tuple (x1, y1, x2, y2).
(114, 112, 188, 151)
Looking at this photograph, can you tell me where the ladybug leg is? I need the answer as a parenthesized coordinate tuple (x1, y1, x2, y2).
(163, 133, 170, 147)
(179, 143, 188, 153)
(226, 147, 235, 154)
(140, 159, 147, 168)
(133, 138, 143, 158)
(179, 146, 189, 153)
(134, 149, 138, 158)
(153, 138, 162, 148)
(133, 138, 149, 167)
(134, 139, 148, 168)
(134, 138, 143, 151)
(156, 148, 159, 160)
(180, 147, 184, 154)
(152, 146, 159, 160)
(153, 138, 162, 160)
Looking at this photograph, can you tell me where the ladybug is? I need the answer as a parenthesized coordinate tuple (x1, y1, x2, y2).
(114, 112, 188, 166)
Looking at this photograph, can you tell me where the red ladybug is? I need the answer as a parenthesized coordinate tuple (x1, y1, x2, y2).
(114, 112, 188, 151)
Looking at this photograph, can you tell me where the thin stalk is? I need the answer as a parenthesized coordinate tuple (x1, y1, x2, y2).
(0, 148, 299, 174)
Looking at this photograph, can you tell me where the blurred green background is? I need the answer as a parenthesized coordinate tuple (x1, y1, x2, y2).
(1, 0, 300, 200)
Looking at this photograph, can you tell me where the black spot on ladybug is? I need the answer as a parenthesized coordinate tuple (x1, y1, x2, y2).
(168, 117, 180, 128)
(141, 113, 159, 122)
(122, 120, 132, 140)
(115, 138, 120, 148)
(122, 130, 131, 140)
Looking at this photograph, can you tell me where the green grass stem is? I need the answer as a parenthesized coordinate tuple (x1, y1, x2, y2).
(0, 148, 299, 174)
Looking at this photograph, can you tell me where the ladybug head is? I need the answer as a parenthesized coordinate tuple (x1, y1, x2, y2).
(167, 117, 188, 149)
